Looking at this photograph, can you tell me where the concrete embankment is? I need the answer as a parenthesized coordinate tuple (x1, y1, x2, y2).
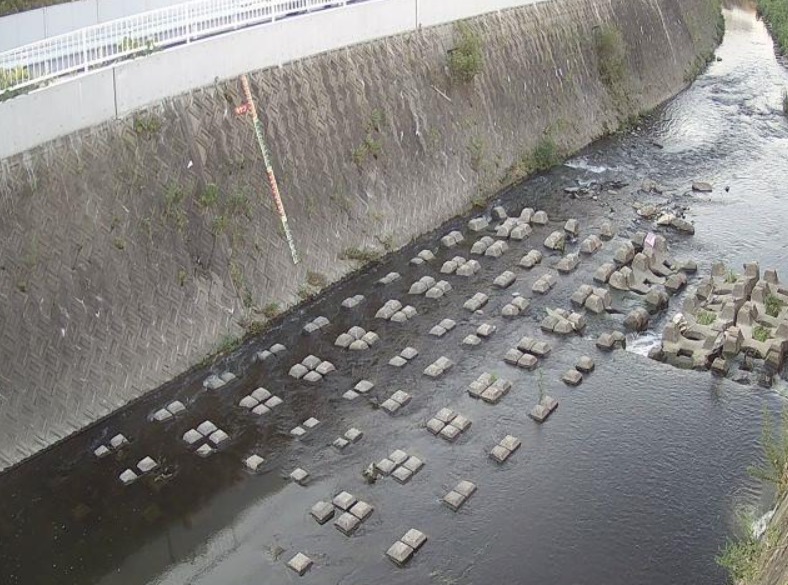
(0, 0, 722, 468)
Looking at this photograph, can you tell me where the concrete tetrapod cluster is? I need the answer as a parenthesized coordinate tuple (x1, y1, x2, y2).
(652, 262, 788, 384)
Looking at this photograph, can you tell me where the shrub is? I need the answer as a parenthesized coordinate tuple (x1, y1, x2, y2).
(448, 22, 484, 83)
(697, 311, 716, 326)
(595, 27, 627, 89)
(306, 271, 328, 288)
(765, 294, 784, 317)
(262, 302, 280, 319)
(197, 184, 220, 210)
(339, 246, 381, 264)
(758, 0, 788, 54)
(753, 325, 772, 343)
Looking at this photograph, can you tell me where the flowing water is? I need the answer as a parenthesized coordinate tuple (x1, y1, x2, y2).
(1, 4, 787, 585)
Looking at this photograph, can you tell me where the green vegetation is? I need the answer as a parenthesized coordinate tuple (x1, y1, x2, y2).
(448, 22, 484, 83)
(717, 409, 788, 583)
(339, 246, 381, 264)
(697, 311, 717, 326)
(196, 184, 220, 210)
(352, 110, 385, 168)
(758, 0, 788, 54)
(468, 136, 485, 172)
(132, 114, 161, 139)
(241, 319, 266, 337)
(749, 408, 788, 496)
(215, 334, 241, 355)
(726, 269, 739, 284)
(783, 89, 788, 116)
(162, 183, 187, 230)
(262, 302, 280, 319)
(297, 284, 312, 300)
(765, 294, 784, 317)
(595, 26, 627, 89)
(0, 66, 29, 91)
(306, 270, 328, 288)
(112, 237, 126, 250)
(177, 268, 188, 287)
(753, 325, 772, 343)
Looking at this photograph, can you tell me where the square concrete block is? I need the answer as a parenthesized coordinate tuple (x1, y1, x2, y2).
(463, 334, 482, 347)
(392, 466, 413, 484)
(424, 364, 443, 377)
(252, 403, 271, 416)
(576, 355, 595, 373)
(333, 491, 357, 511)
(443, 490, 467, 511)
(343, 390, 360, 401)
(390, 449, 409, 465)
(440, 424, 462, 442)
(350, 500, 374, 521)
(239, 396, 259, 409)
(244, 454, 265, 471)
(195, 444, 214, 458)
(333, 437, 350, 450)
(137, 456, 158, 473)
(314, 316, 330, 328)
(400, 347, 419, 360)
(303, 371, 323, 383)
(153, 408, 172, 422)
(427, 418, 446, 435)
(290, 468, 310, 485)
(450, 414, 472, 432)
(500, 435, 521, 452)
(489, 444, 512, 463)
(110, 434, 128, 449)
(302, 355, 321, 369)
(401, 528, 427, 551)
(480, 386, 503, 404)
(435, 408, 456, 423)
(376, 458, 396, 475)
(289, 363, 309, 379)
(94, 445, 110, 458)
(197, 421, 218, 436)
(316, 361, 336, 375)
(386, 540, 415, 566)
(209, 429, 229, 446)
(391, 390, 411, 405)
(381, 399, 402, 414)
(335, 511, 361, 536)
(345, 428, 363, 443)
(430, 325, 447, 337)
(355, 380, 374, 393)
(389, 356, 408, 368)
(403, 456, 424, 473)
(290, 426, 306, 438)
(270, 343, 287, 354)
(311, 501, 335, 525)
(119, 469, 138, 485)
(287, 552, 313, 576)
(335, 333, 353, 348)
(265, 395, 283, 408)
(167, 401, 186, 415)
(562, 369, 583, 386)
(477, 323, 497, 338)
(183, 429, 202, 445)
(455, 480, 477, 498)
(440, 318, 457, 331)
(303, 417, 320, 429)
(517, 354, 538, 370)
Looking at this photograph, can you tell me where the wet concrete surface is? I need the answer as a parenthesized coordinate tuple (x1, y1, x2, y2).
(2, 4, 788, 585)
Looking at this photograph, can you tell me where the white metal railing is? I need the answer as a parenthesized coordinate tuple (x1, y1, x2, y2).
(0, 0, 366, 96)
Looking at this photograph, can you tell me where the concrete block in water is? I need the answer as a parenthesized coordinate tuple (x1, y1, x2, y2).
(510, 224, 532, 240)
(303, 371, 323, 383)
(386, 540, 415, 566)
(624, 308, 650, 332)
(335, 333, 353, 348)
(519, 249, 543, 268)
(392, 466, 413, 484)
(576, 356, 595, 373)
(333, 491, 357, 511)
(544, 231, 565, 251)
(290, 468, 310, 485)
(311, 501, 335, 525)
(195, 444, 214, 457)
(532, 210, 549, 225)
(183, 429, 202, 445)
(334, 511, 361, 536)
(494, 270, 516, 288)
(571, 285, 593, 306)
(119, 469, 138, 485)
(468, 217, 489, 231)
(564, 218, 580, 236)
(137, 456, 158, 473)
(376, 458, 396, 475)
(245, 454, 265, 471)
(287, 553, 313, 576)
(477, 323, 497, 337)
(350, 500, 374, 521)
(599, 220, 616, 240)
(463, 334, 482, 347)
(594, 262, 616, 283)
(614, 242, 635, 266)
(443, 490, 467, 511)
(580, 235, 603, 254)
(556, 253, 580, 273)
(562, 369, 583, 386)
(289, 364, 308, 379)
(520, 207, 535, 223)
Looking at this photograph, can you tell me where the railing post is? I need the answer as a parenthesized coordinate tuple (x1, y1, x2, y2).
(82, 29, 88, 72)
(185, 5, 191, 43)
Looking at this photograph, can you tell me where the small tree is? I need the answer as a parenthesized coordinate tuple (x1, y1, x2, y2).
(448, 22, 484, 83)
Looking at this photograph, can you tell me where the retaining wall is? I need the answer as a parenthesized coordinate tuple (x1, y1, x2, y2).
(0, 0, 722, 469)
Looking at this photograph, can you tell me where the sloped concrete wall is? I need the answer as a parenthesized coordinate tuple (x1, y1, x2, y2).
(0, 0, 722, 469)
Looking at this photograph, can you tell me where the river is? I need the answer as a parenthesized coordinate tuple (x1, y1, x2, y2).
(0, 3, 786, 584)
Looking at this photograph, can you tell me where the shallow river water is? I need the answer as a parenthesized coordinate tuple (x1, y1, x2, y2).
(1, 4, 787, 585)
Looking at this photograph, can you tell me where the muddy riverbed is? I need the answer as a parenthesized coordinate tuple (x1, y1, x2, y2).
(1, 4, 787, 585)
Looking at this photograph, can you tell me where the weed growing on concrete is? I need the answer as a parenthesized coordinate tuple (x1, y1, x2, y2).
(306, 271, 328, 288)
(468, 136, 485, 172)
(297, 285, 312, 300)
(448, 22, 484, 83)
(376, 233, 395, 252)
(212, 215, 229, 236)
(216, 334, 241, 354)
(16, 279, 27, 293)
(227, 191, 252, 219)
(697, 311, 717, 326)
(177, 268, 188, 287)
(783, 90, 788, 116)
(758, 0, 788, 54)
(595, 26, 627, 89)
(197, 184, 220, 210)
(113, 238, 126, 250)
(339, 246, 381, 264)
(749, 408, 788, 496)
(726, 269, 739, 284)
(716, 508, 778, 584)
(753, 325, 772, 343)
(132, 113, 161, 139)
(766, 294, 784, 317)
(366, 109, 384, 133)
(262, 302, 280, 319)
(242, 319, 266, 337)
(163, 183, 187, 231)
(352, 111, 385, 168)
